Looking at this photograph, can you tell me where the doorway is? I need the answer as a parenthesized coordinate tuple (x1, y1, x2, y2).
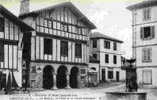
(102, 69, 106, 82)
(43, 65, 54, 89)
(57, 65, 67, 89)
(116, 71, 119, 82)
(70, 67, 79, 88)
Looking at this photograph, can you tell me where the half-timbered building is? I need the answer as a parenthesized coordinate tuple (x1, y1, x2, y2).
(0, 5, 33, 90)
(19, 1, 96, 89)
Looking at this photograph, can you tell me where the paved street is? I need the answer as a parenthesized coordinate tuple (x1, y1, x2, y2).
(0, 82, 157, 100)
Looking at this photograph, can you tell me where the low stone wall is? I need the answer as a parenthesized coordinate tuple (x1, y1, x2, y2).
(106, 92, 147, 100)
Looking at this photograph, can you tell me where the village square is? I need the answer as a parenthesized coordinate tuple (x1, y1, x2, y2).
(0, 0, 157, 100)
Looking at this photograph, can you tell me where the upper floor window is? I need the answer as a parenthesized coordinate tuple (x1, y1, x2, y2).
(141, 26, 155, 40)
(44, 19, 48, 27)
(143, 8, 151, 21)
(142, 48, 152, 62)
(113, 42, 117, 50)
(0, 43, 4, 61)
(0, 17, 4, 32)
(105, 54, 109, 63)
(78, 27, 83, 35)
(93, 54, 97, 60)
(61, 40, 68, 57)
(93, 39, 97, 48)
(44, 38, 52, 55)
(104, 40, 110, 49)
(61, 23, 68, 32)
(113, 55, 117, 64)
(75, 43, 82, 58)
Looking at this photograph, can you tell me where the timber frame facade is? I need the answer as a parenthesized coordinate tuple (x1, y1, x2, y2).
(0, 5, 33, 89)
(19, 2, 96, 89)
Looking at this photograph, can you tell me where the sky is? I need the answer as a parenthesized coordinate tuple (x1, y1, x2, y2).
(0, 0, 144, 58)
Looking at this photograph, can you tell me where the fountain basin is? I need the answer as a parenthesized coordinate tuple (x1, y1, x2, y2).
(106, 92, 147, 100)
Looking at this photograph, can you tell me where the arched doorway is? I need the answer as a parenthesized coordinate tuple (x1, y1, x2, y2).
(43, 65, 54, 89)
(70, 67, 79, 88)
(57, 65, 67, 89)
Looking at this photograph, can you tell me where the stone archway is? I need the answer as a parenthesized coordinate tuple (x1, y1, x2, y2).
(43, 65, 54, 89)
(57, 65, 68, 89)
(70, 67, 79, 88)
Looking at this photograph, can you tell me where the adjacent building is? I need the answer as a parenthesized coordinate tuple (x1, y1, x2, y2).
(89, 32, 125, 82)
(127, 0, 157, 87)
(88, 56, 100, 86)
(19, 1, 96, 89)
(0, 5, 33, 89)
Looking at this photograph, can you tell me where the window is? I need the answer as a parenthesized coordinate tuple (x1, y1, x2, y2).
(142, 48, 152, 62)
(0, 43, 4, 61)
(48, 20, 52, 28)
(71, 26, 76, 33)
(113, 55, 117, 64)
(113, 42, 117, 50)
(78, 27, 83, 35)
(143, 70, 152, 84)
(104, 40, 110, 49)
(93, 54, 97, 60)
(143, 8, 151, 21)
(105, 54, 109, 63)
(53, 21, 57, 29)
(61, 23, 68, 32)
(61, 41, 68, 57)
(93, 39, 97, 48)
(44, 38, 52, 55)
(0, 17, 4, 32)
(80, 69, 86, 74)
(75, 43, 82, 58)
(108, 71, 113, 79)
(56, 22, 60, 30)
(44, 19, 48, 27)
(31, 66, 36, 73)
(141, 26, 155, 40)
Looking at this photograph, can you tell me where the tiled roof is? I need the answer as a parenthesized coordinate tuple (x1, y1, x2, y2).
(90, 32, 123, 43)
(19, 2, 96, 29)
(0, 5, 33, 32)
(127, 0, 157, 10)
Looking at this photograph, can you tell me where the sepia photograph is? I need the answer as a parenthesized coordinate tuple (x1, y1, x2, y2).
(0, 0, 156, 100)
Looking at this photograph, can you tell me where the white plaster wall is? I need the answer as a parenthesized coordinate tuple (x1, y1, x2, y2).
(137, 68, 157, 87)
(134, 6, 157, 25)
(99, 39, 123, 55)
(136, 46, 157, 67)
(134, 23, 157, 46)
(132, 5, 157, 87)
(90, 38, 124, 81)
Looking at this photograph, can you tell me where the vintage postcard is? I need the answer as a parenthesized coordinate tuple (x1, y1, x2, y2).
(0, 0, 156, 100)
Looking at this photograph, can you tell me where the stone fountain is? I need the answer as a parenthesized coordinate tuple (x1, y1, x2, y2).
(106, 59, 147, 100)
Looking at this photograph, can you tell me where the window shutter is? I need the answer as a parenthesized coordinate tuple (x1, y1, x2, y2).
(0, 43, 4, 61)
(144, 8, 147, 20)
(142, 49, 144, 61)
(148, 8, 151, 19)
(149, 48, 152, 61)
(140, 27, 144, 39)
(151, 26, 155, 39)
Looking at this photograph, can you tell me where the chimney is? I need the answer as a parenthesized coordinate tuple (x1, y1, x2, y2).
(20, 0, 30, 15)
